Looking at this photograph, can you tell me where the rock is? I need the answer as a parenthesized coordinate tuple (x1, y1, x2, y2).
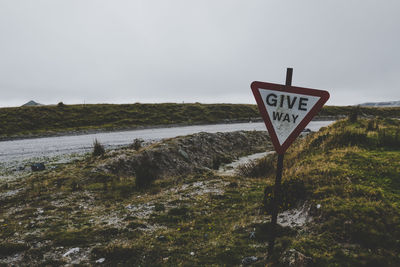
(31, 163, 45, 171)
(178, 149, 189, 161)
(62, 247, 80, 257)
(95, 258, 105, 263)
(280, 249, 312, 267)
(241, 256, 258, 265)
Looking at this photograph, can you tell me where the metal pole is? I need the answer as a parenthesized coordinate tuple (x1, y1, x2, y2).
(268, 67, 292, 257)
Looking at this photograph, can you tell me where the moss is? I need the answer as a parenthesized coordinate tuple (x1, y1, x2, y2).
(46, 228, 94, 246)
(0, 243, 29, 256)
(92, 246, 143, 265)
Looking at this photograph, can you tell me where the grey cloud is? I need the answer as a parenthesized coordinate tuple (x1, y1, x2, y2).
(0, 0, 399, 107)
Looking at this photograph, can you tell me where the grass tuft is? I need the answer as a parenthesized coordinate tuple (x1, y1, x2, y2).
(135, 153, 161, 188)
(92, 138, 105, 157)
(236, 153, 277, 178)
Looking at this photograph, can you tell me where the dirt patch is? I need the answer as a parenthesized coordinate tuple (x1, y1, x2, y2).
(98, 131, 271, 179)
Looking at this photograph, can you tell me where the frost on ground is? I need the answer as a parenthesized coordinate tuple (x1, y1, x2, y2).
(0, 188, 22, 200)
(277, 202, 312, 228)
(0, 153, 86, 180)
(0, 131, 275, 265)
(217, 151, 274, 176)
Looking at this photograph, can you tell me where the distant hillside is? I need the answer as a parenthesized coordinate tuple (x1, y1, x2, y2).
(359, 100, 400, 107)
(0, 103, 260, 139)
(21, 100, 42, 107)
(1, 103, 400, 139)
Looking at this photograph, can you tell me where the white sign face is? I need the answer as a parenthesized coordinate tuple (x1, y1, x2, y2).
(258, 89, 320, 145)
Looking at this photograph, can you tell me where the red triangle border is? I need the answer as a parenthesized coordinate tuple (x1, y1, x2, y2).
(251, 81, 330, 154)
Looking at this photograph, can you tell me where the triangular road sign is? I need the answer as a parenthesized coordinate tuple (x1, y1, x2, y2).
(251, 81, 330, 154)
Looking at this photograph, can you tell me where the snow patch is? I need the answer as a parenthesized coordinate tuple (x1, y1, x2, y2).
(278, 202, 312, 228)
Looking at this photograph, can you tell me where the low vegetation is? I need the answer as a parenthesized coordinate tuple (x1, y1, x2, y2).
(92, 139, 105, 157)
(259, 117, 400, 265)
(236, 154, 277, 178)
(0, 117, 399, 265)
(319, 105, 400, 119)
(0, 131, 272, 265)
(1, 102, 400, 139)
(0, 103, 260, 139)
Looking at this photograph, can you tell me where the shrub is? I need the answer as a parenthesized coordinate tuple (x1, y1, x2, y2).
(135, 153, 160, 188)
(236, 154, 277, 178)
(211, 154, 231, 170)
(0, 243, 29, 256)
(348, 106, 360, 122)
(132, 138, 144, 151)
(377, 129, 400, 148)
(263, 178, 307, 214)
(92, 246, 142, 265)
(325, 130, 369, 148)
(92, 138, 105, 157)
(168, 206, 189, 216)
(367, 119, 378, 131)
(70, 179, 81, 191)
(154, 203, 165, 212)
(57, 102, 65, 107)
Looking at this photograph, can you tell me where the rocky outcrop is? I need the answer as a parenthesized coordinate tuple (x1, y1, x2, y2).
(98, 131, 271, 178)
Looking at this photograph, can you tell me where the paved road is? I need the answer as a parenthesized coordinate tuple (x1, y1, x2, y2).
(0, 121, 334, 170)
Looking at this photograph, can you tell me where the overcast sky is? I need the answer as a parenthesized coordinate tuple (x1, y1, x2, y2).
(0, 0, 399, 107)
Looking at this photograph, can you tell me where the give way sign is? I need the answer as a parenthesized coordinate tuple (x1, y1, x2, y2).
(251, 81, 329, 154)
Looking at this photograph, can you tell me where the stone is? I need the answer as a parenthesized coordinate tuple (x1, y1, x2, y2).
(178, 149, 190, 161)
(31, 163, 45, 172)
(62, 247, 80, 257)
(95, 258, 105, 263)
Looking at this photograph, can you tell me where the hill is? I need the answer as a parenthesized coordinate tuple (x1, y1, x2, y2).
(21, 100, 42, 107)
(359, 100, 400, 107)
(0, 103, 260, 139)
(0, 117, 399, 265)
(259, 117, 400, 265)
(1, 102, 400, 139)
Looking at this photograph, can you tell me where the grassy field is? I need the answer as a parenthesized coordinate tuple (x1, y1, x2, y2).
(1, 102, 400, 139)
(0, 117, 399, 265)
(261, 117, 400, 265)
(0, 103, 259, 138)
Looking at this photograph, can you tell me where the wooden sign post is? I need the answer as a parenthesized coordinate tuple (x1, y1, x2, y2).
(250, 68, 330, 256)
